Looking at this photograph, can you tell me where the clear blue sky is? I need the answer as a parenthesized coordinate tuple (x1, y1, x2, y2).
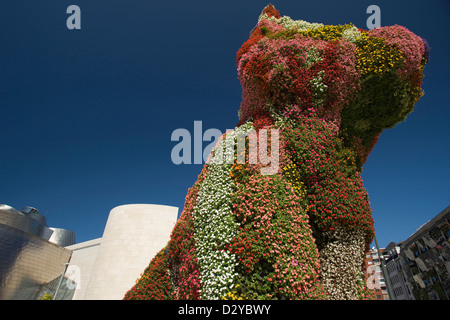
(1, 0, 448, 249)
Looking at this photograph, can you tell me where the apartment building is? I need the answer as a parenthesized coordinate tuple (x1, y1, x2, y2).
(397, 206, 450, 300)
(364, 247, 389, 300)
(383, 242, 414, 300)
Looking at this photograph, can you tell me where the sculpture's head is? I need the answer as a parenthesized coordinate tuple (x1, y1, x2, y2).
(237, 4, 429, 166)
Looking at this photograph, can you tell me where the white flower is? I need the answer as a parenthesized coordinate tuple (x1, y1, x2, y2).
(192, 123, 254, 299)
(342, 26, 362, 43)
(258, 13, 324, 32)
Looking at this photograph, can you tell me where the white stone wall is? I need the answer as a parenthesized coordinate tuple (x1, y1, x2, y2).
(75, 204, 178, 300)
(66, 238, 101, 300)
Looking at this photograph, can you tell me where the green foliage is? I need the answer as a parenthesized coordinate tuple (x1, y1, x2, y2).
(39, 293, 53, 300)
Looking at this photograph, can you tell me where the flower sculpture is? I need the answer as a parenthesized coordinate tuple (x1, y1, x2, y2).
(124, 4, 428, 300)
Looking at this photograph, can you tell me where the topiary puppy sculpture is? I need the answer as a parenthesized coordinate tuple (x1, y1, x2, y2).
(124, 4, 428, 300)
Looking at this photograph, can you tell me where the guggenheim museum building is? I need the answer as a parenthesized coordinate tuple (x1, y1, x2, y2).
(0, 203, 178, 300)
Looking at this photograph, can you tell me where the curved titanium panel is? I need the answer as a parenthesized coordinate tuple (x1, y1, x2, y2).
(21, 208, 48, 227)
(49, 228, 75, 247)
(0, 206, 53, 240)
(0, 223, 72, 300)
(0, 204, 23, 216)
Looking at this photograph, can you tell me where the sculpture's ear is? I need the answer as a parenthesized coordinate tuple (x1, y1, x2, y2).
(236, 4, 281, 65)
(261, 4, 281, 19)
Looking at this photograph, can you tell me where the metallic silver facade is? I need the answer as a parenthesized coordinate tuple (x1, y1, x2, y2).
(49, 228, 75, 247)
(0, 223, 72, 299)
(0, 204, 53, 240)
(20, 206, 48, 227)
(0, 204, 74, 299)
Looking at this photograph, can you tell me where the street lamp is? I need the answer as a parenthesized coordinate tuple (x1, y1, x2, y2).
(373, 234, 395, 300)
